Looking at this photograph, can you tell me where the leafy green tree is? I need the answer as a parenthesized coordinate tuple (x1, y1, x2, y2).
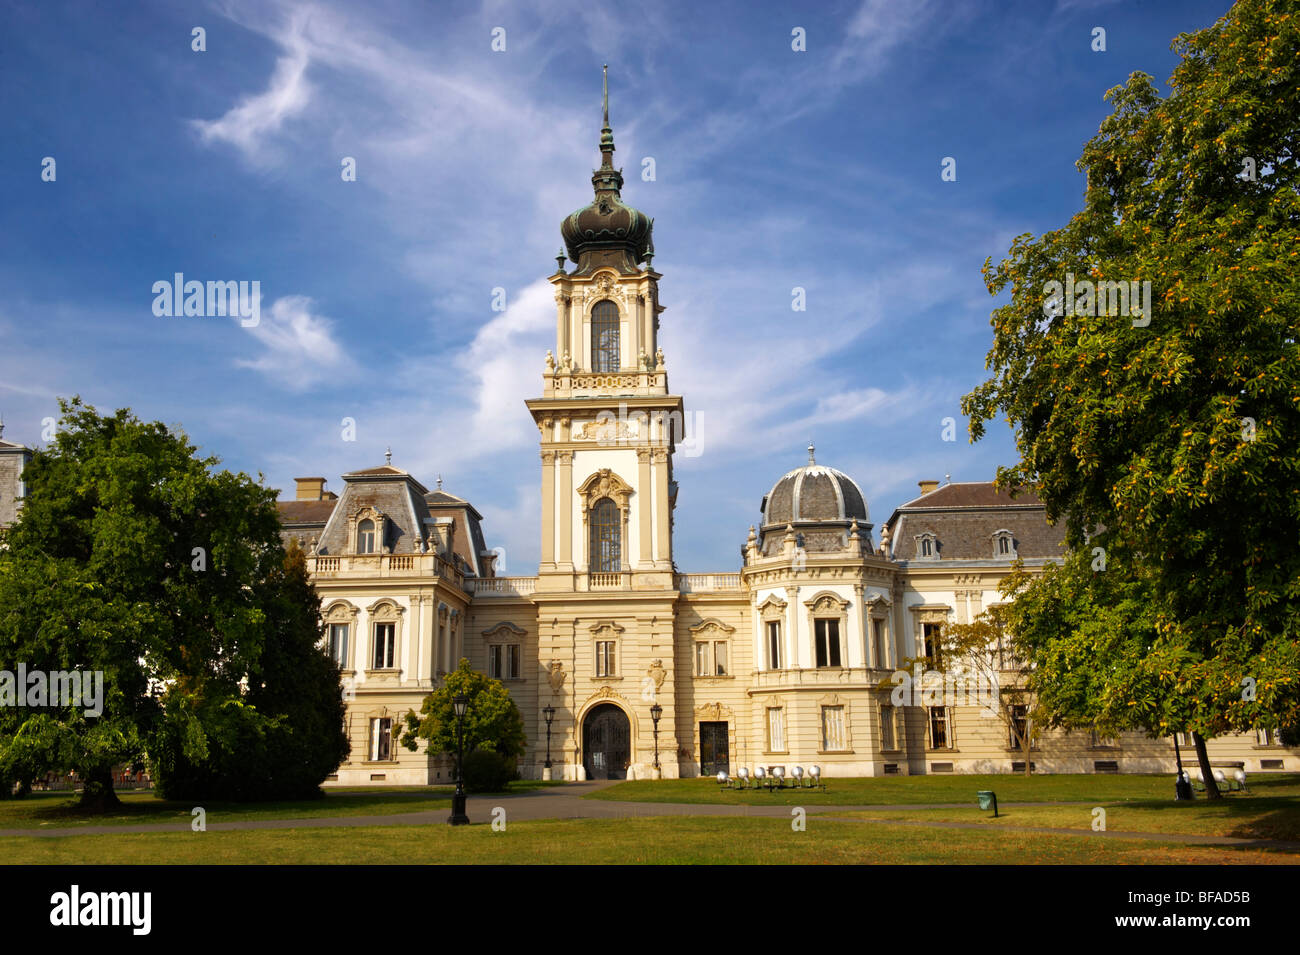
(931, 604, 1041, 777)
(149, 541, 350, 800)
(400, 659, 526, 762)
(961, 0, 1300, 796)
(0, 398, 346, 806)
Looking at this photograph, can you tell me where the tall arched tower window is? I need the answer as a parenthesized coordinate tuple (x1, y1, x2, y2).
(591, 300, 620, 372)
(589, 497, 621, 572)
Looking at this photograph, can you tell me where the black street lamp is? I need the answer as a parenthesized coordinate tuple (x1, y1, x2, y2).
(1173, 733, 1193, 801)
(542, 704, 556, 779)
(650, 703, 663, 777)
(449, 693, 470, 825)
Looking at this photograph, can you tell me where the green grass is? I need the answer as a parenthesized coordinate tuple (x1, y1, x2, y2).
(3, 816, 1297, 865)
(0, 780, 560, 831)
(841, 795, 1300, 841)
(590, 773, 1300, 806)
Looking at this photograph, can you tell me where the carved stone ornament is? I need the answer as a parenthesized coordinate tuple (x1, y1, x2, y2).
(578, 468, 634, 509)
(695, 702, 732, 722)
(647, 659, 667, 691)
(546, 660, 567, 692)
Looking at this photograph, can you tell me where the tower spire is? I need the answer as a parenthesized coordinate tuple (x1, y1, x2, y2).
(599, 63, 615, 169)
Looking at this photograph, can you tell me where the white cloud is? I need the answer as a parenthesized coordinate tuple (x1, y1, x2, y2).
(235, 295, 349, 388)
(191, 13, 312, 161)
(457, 279, 555, 453)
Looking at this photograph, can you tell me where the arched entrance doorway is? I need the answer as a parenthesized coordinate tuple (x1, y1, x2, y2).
(582, 703, 631, 780)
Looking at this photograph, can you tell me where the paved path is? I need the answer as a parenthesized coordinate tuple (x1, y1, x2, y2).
(3, 783, 1298, 852)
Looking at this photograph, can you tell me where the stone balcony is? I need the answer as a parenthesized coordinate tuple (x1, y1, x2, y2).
(307, 552, 464, 588)
(465, 576, 538, 596)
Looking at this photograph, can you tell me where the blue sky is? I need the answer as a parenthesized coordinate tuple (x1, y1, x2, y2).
(0, 0, 1233, 572)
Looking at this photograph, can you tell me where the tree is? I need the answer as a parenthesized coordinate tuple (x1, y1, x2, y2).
(149, 541, 351, 800)
(400, 659, 526, 762)
(0, 398, 347, 806)
(933, 604, 1041, 777)
(961, 0, 1300, 796)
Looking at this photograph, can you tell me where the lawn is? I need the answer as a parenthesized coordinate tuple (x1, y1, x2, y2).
(588, 773, 1300, 806)
(842, 795, 1300, 841)
(0, 780, 560, 831)
(2, 816, 1296, 865)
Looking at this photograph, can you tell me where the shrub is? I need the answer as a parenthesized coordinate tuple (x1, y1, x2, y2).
(461, 748, 516, 793)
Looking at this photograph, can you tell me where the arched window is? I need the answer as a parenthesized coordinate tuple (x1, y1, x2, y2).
(589, 498, 621, 572)
(591, 300, 620, 372)
(357, 519, 376, 554)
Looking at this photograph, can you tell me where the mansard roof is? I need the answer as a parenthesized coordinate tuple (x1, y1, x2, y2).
(883, 481, 1065, 562)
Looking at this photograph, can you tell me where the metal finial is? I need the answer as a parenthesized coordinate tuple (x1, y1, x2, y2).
(602, 64, 609, 126)
(0, 415, 5, 439)
(437, 474, 443, 491)
(944, 473, 951, 484)
(385, 446, 392, 466)
(808, 441, 815, 465)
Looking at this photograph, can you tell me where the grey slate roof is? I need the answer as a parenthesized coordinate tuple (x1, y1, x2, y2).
(884, 482, 1065, 562)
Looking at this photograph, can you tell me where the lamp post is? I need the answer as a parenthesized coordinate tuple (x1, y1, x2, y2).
(449, 693, 470, 825)
(1173, 733, 1193, 801)
(542, 704, 556, 781)
(650, 703, 663, 779)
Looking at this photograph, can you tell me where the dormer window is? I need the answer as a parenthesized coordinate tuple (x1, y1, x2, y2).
(916, 532, 939, 559)
(993, 529, 1016, 558)
(357, 519, 376, 554)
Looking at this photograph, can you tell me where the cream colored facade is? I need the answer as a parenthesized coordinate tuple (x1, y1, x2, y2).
(279, 100, 1299, 787)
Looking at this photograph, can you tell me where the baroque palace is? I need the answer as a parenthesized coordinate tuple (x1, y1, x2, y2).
(269, 88, 1296, 786)
(4, 91, 1288, 787)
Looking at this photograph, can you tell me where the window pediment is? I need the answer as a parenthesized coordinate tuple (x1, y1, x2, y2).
(578, 468, 634, 510)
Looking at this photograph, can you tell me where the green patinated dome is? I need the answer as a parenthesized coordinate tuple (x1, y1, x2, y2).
(560, 67, 654, 275)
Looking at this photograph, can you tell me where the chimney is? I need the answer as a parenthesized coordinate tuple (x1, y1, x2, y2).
(918, 480, 939, 495)
(295, 477, 327, 501)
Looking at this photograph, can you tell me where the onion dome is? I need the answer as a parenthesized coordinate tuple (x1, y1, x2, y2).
(560, 66, 654, 275)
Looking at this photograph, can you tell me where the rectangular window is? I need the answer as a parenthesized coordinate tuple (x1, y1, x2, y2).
(814, 619, 841, 668)
(488, 645, 520, 680)
(767, 707, 785, 752)
(1010, 705, 1032, 749)
(822, 705, 846, 751)
(596, 640, 616, 677)
(880, 704, 896, 751)
(928, 706, 948, 749)
(328, 623, 350, 669)
(872, 618, 886, 668)
(713, 641, 728, 676)
(373, 622, 396, 669)
(695, 642, 709, 677)
(370, 717, 392, 761)
(922, 622, 943, 668)
(767, 621, 781, 669)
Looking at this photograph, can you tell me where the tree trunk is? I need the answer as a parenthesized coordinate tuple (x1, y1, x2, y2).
(1192, 732, 1221, 800)
(78, 766, 121, 811)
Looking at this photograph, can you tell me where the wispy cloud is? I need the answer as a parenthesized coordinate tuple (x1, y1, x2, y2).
(191, 12, 313, 162)
(236, 295, 349, 388)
